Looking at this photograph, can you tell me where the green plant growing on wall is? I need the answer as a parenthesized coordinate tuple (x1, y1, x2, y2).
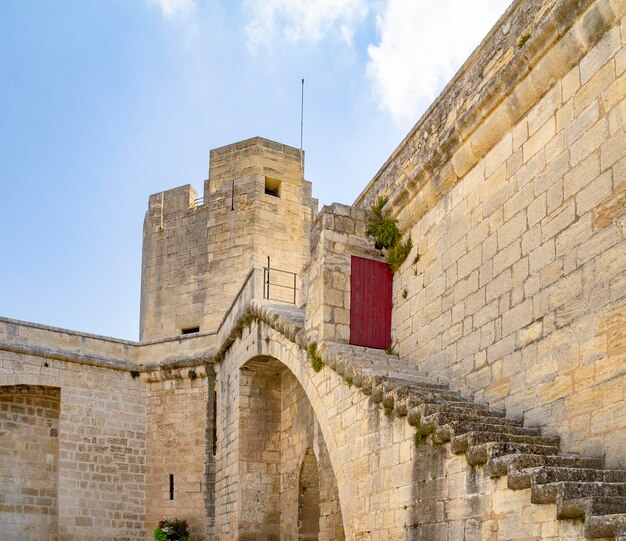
(414, 419, 428, 447)
(188, 369, 197, 380)
(518, 32, 531, 48)
(388, 237, 413, 272)
(307, 343, 324, 373)
(366, 197, 413, 272)
(366, 197, 400, 249)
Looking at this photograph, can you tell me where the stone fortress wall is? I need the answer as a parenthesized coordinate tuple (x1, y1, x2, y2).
(0, 0, 624, 539)
(355, 0, 626, 468)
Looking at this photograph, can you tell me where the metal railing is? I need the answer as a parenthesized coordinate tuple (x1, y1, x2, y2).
(191, 196, 204, 208)
(263, 258, 297, 305)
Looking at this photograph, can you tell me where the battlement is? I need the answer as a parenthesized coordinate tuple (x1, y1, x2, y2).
(146, 184, 202, 223)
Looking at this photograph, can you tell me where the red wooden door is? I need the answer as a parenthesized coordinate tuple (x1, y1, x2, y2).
(349, 256, 393, 349)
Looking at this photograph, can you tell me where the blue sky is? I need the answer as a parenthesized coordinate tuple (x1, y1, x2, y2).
(0, 0, 511, 340)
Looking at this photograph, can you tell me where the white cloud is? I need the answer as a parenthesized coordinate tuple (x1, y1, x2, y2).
(245, 0, 368, 50)
(367, 0, 512, 125)
(146, 0, 195, 17)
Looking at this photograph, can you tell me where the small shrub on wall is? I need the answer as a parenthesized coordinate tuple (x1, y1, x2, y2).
(366, 197, 413, 272)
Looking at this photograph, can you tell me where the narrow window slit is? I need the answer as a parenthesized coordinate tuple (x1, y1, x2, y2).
(169, 474, 174, 500)
(212, 391, 217, 456)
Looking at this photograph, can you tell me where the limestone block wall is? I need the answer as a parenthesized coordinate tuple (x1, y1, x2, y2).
(0, 385, 60, 541)
(304, 203, 383, 343)
(0, 348, 146, 540)
(145, 374, 214, 541)
(355, 0, 625, 466)
(140, 184, 211, 340)
(140, 137, 315, 341)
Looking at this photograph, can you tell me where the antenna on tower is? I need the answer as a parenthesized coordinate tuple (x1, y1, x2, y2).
(300, 78, 304, 151)
(300, 78, 305, 175)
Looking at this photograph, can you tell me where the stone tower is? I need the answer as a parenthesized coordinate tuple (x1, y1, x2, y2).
(139, 137, 316, 341)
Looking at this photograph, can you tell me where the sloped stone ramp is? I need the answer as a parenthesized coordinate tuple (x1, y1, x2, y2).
(246, 300, 626, 540)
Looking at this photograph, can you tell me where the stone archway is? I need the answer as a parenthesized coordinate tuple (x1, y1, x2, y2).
(233, 355, 344, 540)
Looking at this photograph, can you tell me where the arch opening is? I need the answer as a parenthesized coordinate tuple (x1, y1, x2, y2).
(298, 448, 320, 540)
(236, 356, 344, 539)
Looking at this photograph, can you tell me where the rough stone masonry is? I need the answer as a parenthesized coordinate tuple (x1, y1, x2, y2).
(1, 0, 625, 539)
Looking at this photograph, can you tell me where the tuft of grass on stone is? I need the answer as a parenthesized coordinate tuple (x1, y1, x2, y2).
(518, 32, 531, 48)
(307, 343, 324, 373)
(387, 237, 413, 272)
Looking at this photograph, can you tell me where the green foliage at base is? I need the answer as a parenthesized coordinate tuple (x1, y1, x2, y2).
(154, 519, 189, 541)
(307, 343, 324, 373)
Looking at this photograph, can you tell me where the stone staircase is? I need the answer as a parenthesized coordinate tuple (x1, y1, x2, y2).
(247, 301, 626, 540)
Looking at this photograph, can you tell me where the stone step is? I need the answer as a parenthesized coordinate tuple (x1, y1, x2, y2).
(432, 419, 542, 445)
(374, 378, 480, 405)
(531, 481, 626, 506)
(485, 453, 605, 478)
(416, 402, 507, 419)
(508, 466, 626, 490)
(452, 431, 560, 456)
(467, 441, 563, 466)
(584, 513, 626, 539)
(380, 383, 466, 408)
(559, 496, 626, 520)
(338, 358, 428, 385)
(421, 411, 525, 433)
(355, 368, 443, 393)
(406, 403, 509, 429)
